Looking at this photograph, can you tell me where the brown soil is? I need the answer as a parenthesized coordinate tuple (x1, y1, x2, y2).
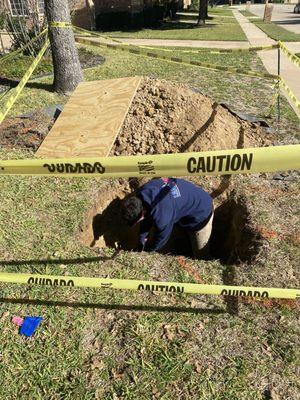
(80, 77, 271, 261)
(0, 77, 270, 154)
(112, 77, 271, 156)
(0, 110, 53, 151)
(79, 179, 264, 265)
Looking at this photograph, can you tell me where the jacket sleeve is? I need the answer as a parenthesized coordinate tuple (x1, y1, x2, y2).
(139, 218, 153, 248)
(145, 222, 174, 252)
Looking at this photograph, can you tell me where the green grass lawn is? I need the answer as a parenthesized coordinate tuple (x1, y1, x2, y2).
(177, 15, 238, 25)
(184, 5, 234, 17)
(207, 6, 234, 16)
(97, 6, 246, 42)
(0, 47, 103, 80)
(178, 7, 236, 20)
(1, 43, 298, 126)
(239, 10, 258, 18)
(252, 19, 300, 42)
(0, 54, 53, 79)
(0, 43, 299, 399)
(0, 160, 299, 399)
(100, 21, 247, 41)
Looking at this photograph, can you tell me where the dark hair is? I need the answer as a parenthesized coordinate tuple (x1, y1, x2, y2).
(122, 196, 143, 226)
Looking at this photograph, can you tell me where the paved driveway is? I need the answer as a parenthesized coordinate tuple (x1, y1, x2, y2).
(246, 4, 300, 35)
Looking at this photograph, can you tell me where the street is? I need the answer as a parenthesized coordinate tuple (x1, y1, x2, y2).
(246, 3, 300, 34)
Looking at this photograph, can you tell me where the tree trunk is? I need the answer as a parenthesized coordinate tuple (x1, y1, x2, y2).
(197, 0, 206, 26)
(205, 0, 209, 19)
(45, 0, 84, 95)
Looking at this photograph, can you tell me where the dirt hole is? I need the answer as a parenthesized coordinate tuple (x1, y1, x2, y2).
(79, 180, 263, 265)
(78, 77, 267, 266)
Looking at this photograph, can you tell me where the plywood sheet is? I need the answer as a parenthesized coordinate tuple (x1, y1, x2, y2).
(36, 76, 141, 158)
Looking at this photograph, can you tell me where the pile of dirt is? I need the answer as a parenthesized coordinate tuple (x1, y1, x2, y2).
(112, 77, 271, 156)
(0, 77, 271, 154)
(80, 77, 272, 258)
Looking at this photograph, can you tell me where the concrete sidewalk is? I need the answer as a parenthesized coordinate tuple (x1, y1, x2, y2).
(233, 10, 275, 46)
(233, 10, 300, 117)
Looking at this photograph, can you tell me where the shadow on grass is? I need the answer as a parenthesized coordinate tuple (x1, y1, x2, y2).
(274, 18, 300, 26)
(0, 250, 120, 267)
(0, 297, 226, 314)
(104, 21, 213, 34)
(0, 76, 53, 92)
(222, 265, 239, 316)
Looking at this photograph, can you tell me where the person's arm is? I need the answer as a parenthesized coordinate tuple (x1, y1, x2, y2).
(138, 218, 153, 251)
(145, 222, 173, 252)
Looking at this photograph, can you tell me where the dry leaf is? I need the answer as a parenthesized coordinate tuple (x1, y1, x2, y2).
(194, 361, 202, 373)
(112, 368, 124, 379)
(91, 357, 104, 371)
(177, 328, 187, 338)
(1, 311, 10, 320)
(197, 323, 204, 331)
(270, 388, 281, 400)
(152, 387, 160, 398)
(162, 324, 175, 340)
(140, 347, 146, 356)
(261, 342, 272, 357)
(190, 299, 198, 308)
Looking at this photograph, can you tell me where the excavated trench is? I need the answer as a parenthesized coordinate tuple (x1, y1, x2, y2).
(78, 78, 268, 266)
(79, 180, 263, 265)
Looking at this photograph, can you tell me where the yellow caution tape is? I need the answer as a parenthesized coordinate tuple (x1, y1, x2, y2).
(117, 43, 278, 55)
(50, 21, 72, 28)
(73, 25, 124, 44)
(264, 81, 280, 117)
(0, 29, 48, 64)
(75, 37, 278, 80)
(0, 272, 298, 299)
(279, 41, 300, 69)
(0, 38, 50, 125)
(73, 25, 278, 55)
(209, 43, 279, 54)
(279, 77, 300, 111)
(0, 145, 299, 177)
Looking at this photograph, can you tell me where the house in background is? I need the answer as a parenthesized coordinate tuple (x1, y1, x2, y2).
(0, 0, 192, 35)
(91, 0, 192, 30)
(1, 0, 44, 17)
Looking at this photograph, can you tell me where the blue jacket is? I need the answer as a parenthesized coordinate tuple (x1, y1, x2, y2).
(138, 178, 213, 251)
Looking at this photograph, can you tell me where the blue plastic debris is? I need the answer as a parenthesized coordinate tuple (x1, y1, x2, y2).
(19, 316, 43, 337)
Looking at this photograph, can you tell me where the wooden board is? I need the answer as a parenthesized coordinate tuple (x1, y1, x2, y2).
(36, 76, 142, 158)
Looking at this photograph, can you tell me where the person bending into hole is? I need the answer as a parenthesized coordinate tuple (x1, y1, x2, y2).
(121, 178, 214, 259)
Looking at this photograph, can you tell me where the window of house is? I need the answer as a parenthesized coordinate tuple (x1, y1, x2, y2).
(9, 0, 29, 16)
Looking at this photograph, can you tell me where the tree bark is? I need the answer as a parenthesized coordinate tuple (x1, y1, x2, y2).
(45, 0, 84, 95)
(197, 0, 207, 26)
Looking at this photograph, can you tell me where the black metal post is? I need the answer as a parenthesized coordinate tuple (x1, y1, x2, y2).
(277, 45, 281, 124)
